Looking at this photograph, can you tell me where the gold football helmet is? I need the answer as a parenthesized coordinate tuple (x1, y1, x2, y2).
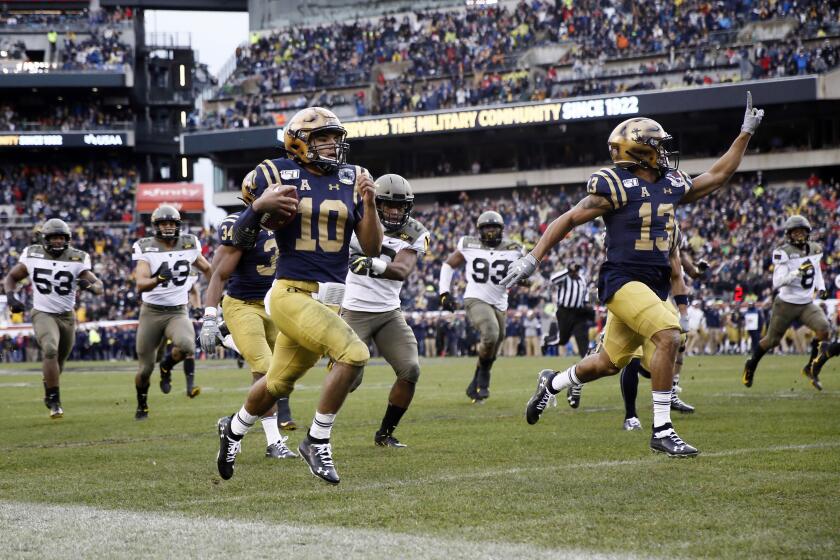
(284, 107, 348, 173)
(608, 117, 677, 173)
(240, 169, 258, 206)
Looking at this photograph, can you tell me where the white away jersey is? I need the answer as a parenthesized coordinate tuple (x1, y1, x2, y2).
(19, 245, 91, 313)
(343, 218, 430, 312)
(458, 236, 525, 312)
(772, 242, 825, 304)
(132, 234, 202, 306)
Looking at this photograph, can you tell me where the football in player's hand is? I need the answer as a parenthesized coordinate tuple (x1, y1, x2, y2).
(260, 185, 299, 230)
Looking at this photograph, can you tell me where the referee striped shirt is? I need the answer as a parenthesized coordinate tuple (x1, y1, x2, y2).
(550, 269, 589, 308)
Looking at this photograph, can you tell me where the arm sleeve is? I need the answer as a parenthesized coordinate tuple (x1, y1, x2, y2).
(771, 250, 798, 289)
(411, 231, 430, 255)
(678, 170, 693, 194)
(439, 262, 454, 293)
(218, 213, 239, 246)
(814, 256, 826, 292)
(82, 252, 92, 272)
(131, 241, 148, 263)
(549, 270, 569, 285)
(585, 169, 627, 210)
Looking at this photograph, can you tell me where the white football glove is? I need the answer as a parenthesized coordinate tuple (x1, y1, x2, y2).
(199, 315, 222, 354)
(679, 314, 689, 333)
(741, 91, 764, 135)
(500, 254, 540, 288)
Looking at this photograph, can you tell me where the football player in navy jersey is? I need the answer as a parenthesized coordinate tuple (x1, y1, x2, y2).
(215, 107, 382, 484)
(200, 171, 298, 461)
(503, 92, 764, 457)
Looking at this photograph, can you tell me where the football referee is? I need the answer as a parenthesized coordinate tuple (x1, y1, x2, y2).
(548, 262, 594, 358)
(545, 262, 594, 409)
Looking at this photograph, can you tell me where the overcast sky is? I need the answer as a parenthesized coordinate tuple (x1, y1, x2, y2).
(144, 10, 250, 76)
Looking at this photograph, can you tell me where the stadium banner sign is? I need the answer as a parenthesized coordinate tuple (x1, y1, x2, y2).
(0, 131, 133, 149)
(181, 76, 817, 154)
(136, 183, 204, 212)
(0, 66, 130, 88)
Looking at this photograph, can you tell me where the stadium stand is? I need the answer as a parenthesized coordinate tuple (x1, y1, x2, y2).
(198, 0, 839, 128)
(1, 168, 833, 361)
(0, 101, 133, 131)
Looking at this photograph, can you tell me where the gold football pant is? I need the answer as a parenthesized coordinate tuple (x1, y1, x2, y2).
(265, 279, 369, 398)
(222, 295, 278, 375)
(601, 282, 681, 371)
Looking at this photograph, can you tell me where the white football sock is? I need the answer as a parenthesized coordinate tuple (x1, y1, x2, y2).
(550, 365, 580, 394)
(652, 390, 672, 430)
(231, 406, 259, 437)
(261, 414, 281, 445)
(308, 411, 336, 440)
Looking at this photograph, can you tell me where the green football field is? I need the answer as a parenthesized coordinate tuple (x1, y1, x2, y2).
(1, 354, 838, 559)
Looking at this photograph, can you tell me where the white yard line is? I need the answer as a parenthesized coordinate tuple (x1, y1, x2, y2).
(0, 501, 649, 560)
(170, 441, 840, 507)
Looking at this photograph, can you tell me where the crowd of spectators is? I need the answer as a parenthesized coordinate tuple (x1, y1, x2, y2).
(0, 28, 132, 71)
(0, 7, 133, 29)
(200, 0, 837, 127)
(57, 28, 132, 71)
(0, 168, 836, 362)
(403, 173, 838, 313)
(0, 102, 133, 132)
(0, 163, 137, 223)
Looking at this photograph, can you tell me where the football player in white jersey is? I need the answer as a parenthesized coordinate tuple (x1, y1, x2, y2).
(439, 211, 525, 402)
(132, 204, 211, 419)
(341, 174, 430, 447)
(743, 215, 831, 389)
(3, 218, 103, 418)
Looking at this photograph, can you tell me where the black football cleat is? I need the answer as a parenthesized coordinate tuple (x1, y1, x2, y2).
(48, 401, 64, 419)
(299, 436, 339, 484)
(650, 424, 699, 458)
(159, 364, 172, 394)
(186, 374, 201, 398)
(279, 419, 298, 431)
(466, 371, 480, 402)
(134, 406, 149, 421)
(375, 431, 407, 448)
(566, 384, 582, 409)
(671, 395, 695, 414)
(276, 398, 296, 431)
(216, 416, 241, 480)
(525, 369, 557, 425)
(265, 437, 297, 459)
(803, 345, 828, 391)
(742, 360, 756, 388)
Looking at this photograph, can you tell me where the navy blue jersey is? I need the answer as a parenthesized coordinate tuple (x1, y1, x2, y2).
(588, 166, 692, 303)
(247, 157, 364, 284)
(218, 212, 276, 300)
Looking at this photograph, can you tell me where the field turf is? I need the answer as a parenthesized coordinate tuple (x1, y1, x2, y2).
(1, 355, 838, 559)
